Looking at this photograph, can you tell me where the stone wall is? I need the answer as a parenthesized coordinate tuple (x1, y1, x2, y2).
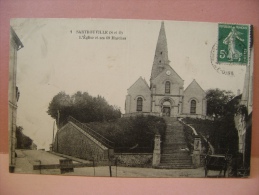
(115, 153, 153, 167)
(53, 122, 109, 161)
(9, 28, 23, 169)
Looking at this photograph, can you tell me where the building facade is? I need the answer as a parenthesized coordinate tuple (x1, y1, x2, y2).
(9, 28, 23, 171)
(124, 22, 207, 118)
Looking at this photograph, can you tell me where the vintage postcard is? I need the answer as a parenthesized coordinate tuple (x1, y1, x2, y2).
(9, 19, 253, 177)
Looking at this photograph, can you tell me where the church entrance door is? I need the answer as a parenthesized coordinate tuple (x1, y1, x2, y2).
(162, 107, 171, 117)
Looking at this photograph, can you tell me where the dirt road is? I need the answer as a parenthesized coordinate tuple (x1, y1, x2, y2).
(15, 149, 218, 177)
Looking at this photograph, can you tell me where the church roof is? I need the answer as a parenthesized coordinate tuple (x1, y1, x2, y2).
(127, 77, 150, 91)
(151, 64, 184, 85)
(184, 79, 205, 93)
(166, 65, 184, 82)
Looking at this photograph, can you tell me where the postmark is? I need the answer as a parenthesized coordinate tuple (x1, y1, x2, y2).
(210, 43, 235, 77)
(217, 24, 250, 65)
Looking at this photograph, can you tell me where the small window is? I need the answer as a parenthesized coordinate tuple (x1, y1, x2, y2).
(165, 81, 170, 94)
(160, 52, 163, 54)
(137, 97, 143, 111)
(190, 100, 196, 114)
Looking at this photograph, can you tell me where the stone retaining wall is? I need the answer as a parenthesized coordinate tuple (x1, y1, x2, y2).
(115, 153, 153, 167)
(53, 122, 109, 161)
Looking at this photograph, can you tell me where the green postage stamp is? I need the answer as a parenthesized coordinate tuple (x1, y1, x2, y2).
(217, 23, 250, 65)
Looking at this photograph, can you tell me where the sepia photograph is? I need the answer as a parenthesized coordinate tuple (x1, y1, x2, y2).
(9, 18, 253, 177)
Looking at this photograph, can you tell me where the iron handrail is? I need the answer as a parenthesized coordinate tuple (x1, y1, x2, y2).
(67, 116, 114, 149)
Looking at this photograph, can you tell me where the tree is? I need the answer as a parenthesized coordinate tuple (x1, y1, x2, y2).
(16, 126, 33, 149)
(205, 90, 242, 154)
(47, 91, 121, 127)
(47, 91, 72, 128)
(206, 88, 235, 118)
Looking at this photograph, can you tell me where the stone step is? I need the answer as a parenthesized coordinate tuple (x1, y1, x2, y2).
(166, 125, 183, 127)
(160, 156, 192, 164)
(162, 145, 188, 149)
(160, 162, 193, 165)
(159, 164, 193, 167)
(164, 139, 186, 142)
(163, 142, 188, 146)
(164, 140, 186, 143)
(163, 144, 186, 146)
(164, 136, 185, 139)
(165, 131, 184, 136)
(161, 159, 192, 162)
(164, 137, 186, 139)
(156, 164, 194, 169)
(162, 151, 189, 154)
(160, 160, 192, 163)
(162, 147, 188, 152)
(163, 142, 187, 144)
(162, 150, 189, 154)
(160, 161, 192, 165)
(163, 140, 186, 143)
(164, 137, 185, 140)
(166, 126, 183, 129)
(161, 155, 191, 159)
(160, 117, 193, 168)
(161, 154, 191, 159)
(162, 149, 189, 153)
(166, 124, 183, 126)
(161, 152, 190, 155)
(163, 142, 187, 147)
(165, 132, 184, 135)
(161, 158, 192, 162)
(162, 147, 188, 151)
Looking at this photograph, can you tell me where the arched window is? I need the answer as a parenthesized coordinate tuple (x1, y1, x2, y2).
(165, 81, 170, 94)
(136, 97, 143, 111)
(190, 100, 196, 114)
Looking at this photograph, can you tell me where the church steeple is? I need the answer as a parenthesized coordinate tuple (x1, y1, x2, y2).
(150, 21, 170, 81)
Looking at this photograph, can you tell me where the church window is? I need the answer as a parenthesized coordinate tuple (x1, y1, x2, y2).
(165, 81, 170, 94)
(190, 100, 196, 114)
(137, 97, 143, 111)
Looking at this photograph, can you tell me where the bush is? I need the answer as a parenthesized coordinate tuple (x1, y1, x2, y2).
(182, 117, 238, 155)
(86, 115, 166, 153)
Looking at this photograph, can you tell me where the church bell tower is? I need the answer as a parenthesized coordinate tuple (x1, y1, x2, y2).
(150, 21, 170, 85)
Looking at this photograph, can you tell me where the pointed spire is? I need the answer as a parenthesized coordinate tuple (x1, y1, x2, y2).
(150, 21, 170, 81)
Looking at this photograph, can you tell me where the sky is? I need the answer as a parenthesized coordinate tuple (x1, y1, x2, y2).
(11, 19, 247, 150)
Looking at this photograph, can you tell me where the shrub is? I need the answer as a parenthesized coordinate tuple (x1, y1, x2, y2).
(87, 115, 166, 153)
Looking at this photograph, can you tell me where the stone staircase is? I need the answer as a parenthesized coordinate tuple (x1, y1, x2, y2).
(158, 117, 194, 169)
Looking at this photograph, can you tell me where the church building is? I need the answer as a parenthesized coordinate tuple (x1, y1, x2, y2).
(124, 22, 207, 118)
